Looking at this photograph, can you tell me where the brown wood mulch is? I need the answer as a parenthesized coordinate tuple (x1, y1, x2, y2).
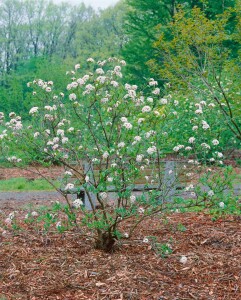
(0, 209, 240, 300)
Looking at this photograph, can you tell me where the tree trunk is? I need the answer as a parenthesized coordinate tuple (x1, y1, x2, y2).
(95, 232, 116, 252)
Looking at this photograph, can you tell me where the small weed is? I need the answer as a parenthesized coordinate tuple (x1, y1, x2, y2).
(176, 222, 187, 232)
(148, 236, 173, 258)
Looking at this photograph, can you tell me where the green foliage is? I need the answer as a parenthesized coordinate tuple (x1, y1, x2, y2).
(149, 236, 173, 258)
(0, 0, 126, 117)
(152, 5, 241, 143)
(0, 177, 54, 191)
(122, 0, 235, 85)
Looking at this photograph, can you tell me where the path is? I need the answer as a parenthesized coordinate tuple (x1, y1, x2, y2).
(0, 191, 65, 208)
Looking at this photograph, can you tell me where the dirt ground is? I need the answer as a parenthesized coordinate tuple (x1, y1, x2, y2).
(0, 209, 240, 300)
(0, 166, 64, 180)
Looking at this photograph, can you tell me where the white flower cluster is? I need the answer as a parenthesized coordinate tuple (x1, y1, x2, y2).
(142, 106, 151, 113)
(65, 183, 74, 190)
(147, 146, 156, 155)
(7, 156, 22, 163)
(5, 115, 23, 131)
(202, 120, 210, 130)
(149, 78, 158, 86)
(72, 198, 83, 208)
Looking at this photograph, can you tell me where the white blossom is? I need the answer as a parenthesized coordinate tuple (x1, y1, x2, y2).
(173, 146, 180, 152)
(56, 221, 62, 228)
(96, 68, 104, 74)
(180, 256, 188, 264)
(69, 93, 77, 100)
(110, 80, 119, 87)
(57, 129, 64, 136)
(142, 106, 151, 113)
(114, 66, 121, 72)
(149, 79, 158, 86)
(65, 171, 72, 176)
(29, 107, 39, 115)
(208, 103, 215, 108)
(152, 88, 160, 95)
(65, 183, 74, 190)
(120, 117, 128, 122)
(102, 151, 109, 159)
(147, 146, 157, 155)
(143, 237, 149, 243)
(219, 202, 225, 208)
(100, 192, 108, 200)
(87, 57, 95, 63)
(138, 118, 145, 124)
(118, 142, 125, 148)
(123, 122, 132, 130)
(216, 152, 223, 158)
(147, 97, 153, 103)
(73, 198, 83, 208)
(5, 218, 12, 225)
(202, 120, 210, 130)
(136, 155, 143, 162)
(130, 195, 136, 203)
(160, 98, 168, 105)
(212, 139, 219, 146)
(134, 136, 141, 142)
(62, 137, 68, 144)
(208, 190, 214, 197)
(201, 143, 210, 149)
(188, 137, 195, 143)
(138, 207, 145, 214)
(31, 211, 39, 217)
(52, 144, 59, 150)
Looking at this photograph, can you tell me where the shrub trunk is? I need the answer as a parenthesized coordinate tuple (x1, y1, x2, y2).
(95, 232, 116, 252)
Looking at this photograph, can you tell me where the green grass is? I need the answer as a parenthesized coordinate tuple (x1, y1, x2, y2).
(0, 177, 55, 192)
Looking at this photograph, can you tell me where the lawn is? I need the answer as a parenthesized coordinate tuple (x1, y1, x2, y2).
(0, 177, 55, 191)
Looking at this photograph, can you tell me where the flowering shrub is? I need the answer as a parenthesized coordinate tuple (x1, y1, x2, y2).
(0, 57, 238, 251)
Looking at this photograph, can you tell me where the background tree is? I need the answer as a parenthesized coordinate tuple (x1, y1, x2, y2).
(122, 0, 235, 85)
(0, 0, 125, 116)
(151, 6, 241, 147)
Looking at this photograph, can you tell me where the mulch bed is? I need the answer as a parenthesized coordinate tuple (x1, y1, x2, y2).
(0, 209, 240, 299)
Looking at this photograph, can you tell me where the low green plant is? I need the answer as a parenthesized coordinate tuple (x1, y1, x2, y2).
(149, 236, 173, 258)
(176, 223, 187, 232)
